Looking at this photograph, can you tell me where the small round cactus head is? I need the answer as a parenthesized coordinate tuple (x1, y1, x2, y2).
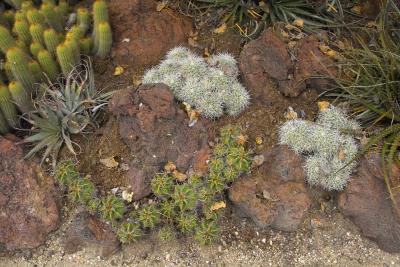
(117, 222, 142, 244)
(138, 204, 160, 229)
(208, 52, 239, 78)
(317, 105, 361, 133)
(194, 220, 219, 245)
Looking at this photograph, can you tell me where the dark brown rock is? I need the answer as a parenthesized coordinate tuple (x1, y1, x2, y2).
(229, 145, 311, 232)
(109, 0, 193, 66)
(239, 28, 336, 100)
(109, 83, 209, 201)
(0, 137, 60, 252)
(338, 154, 400, 253)
(64, 212, 120, 257)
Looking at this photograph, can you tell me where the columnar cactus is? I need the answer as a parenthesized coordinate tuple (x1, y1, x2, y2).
(95, 21, 112, 58)
(13, 19, 31, 45)
(27, 8, 45, 24)
(56, 42, 77, 76)
(279, 105, 359, 191)
(0, 111, 9, 134)
(6, 47, 35, 91)
(0, 25, 16, 53)
(0, 84, 18, 128)
(8, 81, 33, 113)
(29, 23, 45, 46)
(77, 7, 90, 34)
(37, 49, 59, 82)
(30, 41, 44, 59)
(43, 28, 61, 56)
(143, 47, 250, 118)
(41, 2, 63, 32)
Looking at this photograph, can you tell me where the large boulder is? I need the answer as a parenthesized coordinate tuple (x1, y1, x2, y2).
(229, 145, 311, 232)
(109, 83, 209, 201)
(338, 154, 400, 253)
(239, 28, 335, 101)
(0, 136, 60, 252)
(109, 0, 193, 66)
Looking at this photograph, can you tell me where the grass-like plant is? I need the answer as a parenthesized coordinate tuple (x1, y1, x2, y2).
(23, 59, 112, 166)
(191, 0, 344, 37)
(328, 1, 400, 209)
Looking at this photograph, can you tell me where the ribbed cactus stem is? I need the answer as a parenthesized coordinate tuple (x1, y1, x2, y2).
(27, 8, 45, 24)
(80, 37, 93, 55)
(41, 2, 63, 32)
(0, 25, 16, 53)
(4, 62, 14, 81)
(43, 28, 61, 57)
(56, 43, 77, 76)
(29, 60, 44, 82)
(0, 110, 9, 134)
(93, 0, 109, 27)
(0, 84, 18, 128)
(77, 8, 90, 35)
(29, 23, 45, 46)
(56, 0, 69, 17)
(14, 11, 26, 21)
(13, 19, 31, 45)
(3, 10, 15, 26)
(6, 0, 22, 9)
(30, 42, 44, 59)
(95, 22, 112, 58)
(21, 1, 33, 13)
(66, 26, 83, 42)
(6, 47, 36, 91)
(37, 49, 59, 82)
(65, 39, 81, 66)
(8, 81, 33, 113)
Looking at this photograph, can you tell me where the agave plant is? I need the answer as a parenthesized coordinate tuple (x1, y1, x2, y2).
(328, 1, 400, 212)
(23, 58, 113, 167)
(193, 0, 344, 37)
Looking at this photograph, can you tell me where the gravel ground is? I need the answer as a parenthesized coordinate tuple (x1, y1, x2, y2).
(1, 208, 399, 267)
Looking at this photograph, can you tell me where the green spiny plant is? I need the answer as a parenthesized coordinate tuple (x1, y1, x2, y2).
(56, 42, 76, 76)
(176, 213, 197, 233)
(87, 198, 101, 215)
(207, 172, 225, 193)
(92, 0, 109, 27)
(79, 37, 92, 55)
(77, 7, 90, 35)
(13, 19, 31, 45)
(100, 194, 125, 221)
(56, 0, 69, 17)
(26, 8, 45, 24)
(151, 172, 174, 198)
(28, 59, 44, 82)
(158, 226, 175, 242)
(159, 200, 176, 222)
(117, 222, 142, 244)
(0, 84, 18, 128)
(194, 220, 219, 246)
(14, 11, 26, 21)
(29, 23, 45, 46)
(0, 25, 16, 53)
(55, 159, 80, 185)
(138, 204, 160, 229)
(6, 47, 35, 91)
(37, 49, 60, 82)
(3, 10, 15, 26)
(226, 146, 251, 172)
(68, 177, 95, 204)
(172, 184, 197, 211)
(41, 2, 63, 32)
(4, 0, 22, 9)
(94, 21, 112, 58)
(8, 80, 33, 113)
(30, 41, 44, 59)
(43, 28, 61, 57)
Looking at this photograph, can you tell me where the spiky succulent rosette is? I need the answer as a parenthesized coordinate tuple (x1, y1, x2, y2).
(142, 47, 250, 118)
(279, 105, 360, 191)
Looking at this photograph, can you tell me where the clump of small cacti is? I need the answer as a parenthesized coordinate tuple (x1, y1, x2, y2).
(54, 125, 251, 246)
(279, 104, 359, 191)
(143, 47, 250, 118)
(0, 0, 113, 135)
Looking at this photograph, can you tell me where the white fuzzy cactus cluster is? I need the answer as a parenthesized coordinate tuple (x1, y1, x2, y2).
(279, 105, 361, 191)
(142, 47, 250, 118)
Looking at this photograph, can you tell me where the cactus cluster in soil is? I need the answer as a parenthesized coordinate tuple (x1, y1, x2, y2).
(143, 47, 250, 118)
(55, 125, 252, 246)
(0, 0, 112, 134)
(279, 105, 360, 191)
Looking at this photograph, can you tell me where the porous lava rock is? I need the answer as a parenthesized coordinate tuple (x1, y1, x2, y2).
(229, 145, 311, 232)
(0, 136, 60, 252)
(64, 212, 120, 257)
(109, 0, 193, 66)
(109, 83, 209, 201)
(239, 28, 335, 100)
(338, 154, 400, 253)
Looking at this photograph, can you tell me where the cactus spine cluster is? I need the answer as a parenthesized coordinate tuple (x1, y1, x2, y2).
(143, 47, 250, 118)
(279, 105, 360, 191)
(55, 125, 251, 246)
(0, 0, 112, 134)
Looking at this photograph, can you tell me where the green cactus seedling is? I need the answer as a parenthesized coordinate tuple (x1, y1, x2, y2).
(0, 84, 18, 128)
(55, 160, 79, 185)
(226, 146, 251, 173)
(177, 213, 197, 233)
(68, 177, 95, 204)
(117, 222, 142, 244)
(159, 200, 176, 222)
(151, 173, 174, 198)
(158, 226, 175, 242)
(139, 204, 160, 229)
(100, 194, 125, 221)
(194, 220, 219, 245)
(172, 184, 197, 211)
